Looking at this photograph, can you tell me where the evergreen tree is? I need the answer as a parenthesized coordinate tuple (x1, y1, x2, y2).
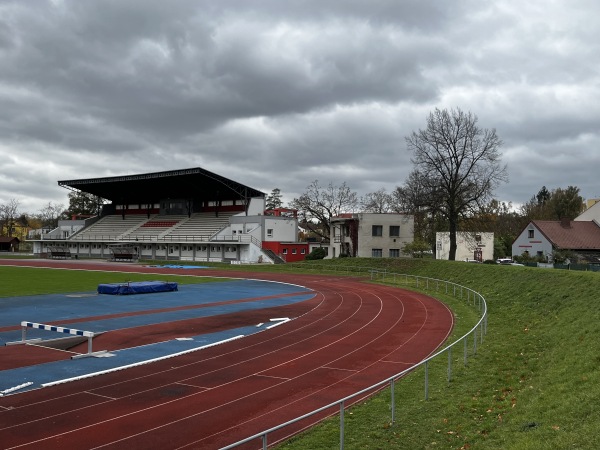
(266, 188, 283, 210)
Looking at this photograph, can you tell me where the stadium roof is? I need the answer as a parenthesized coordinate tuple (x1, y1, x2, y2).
(58, 167, 265, 205)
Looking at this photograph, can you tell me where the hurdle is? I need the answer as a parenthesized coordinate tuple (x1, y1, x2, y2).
(18, 321, 111, 359)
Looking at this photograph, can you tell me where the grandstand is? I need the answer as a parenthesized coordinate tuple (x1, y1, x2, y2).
(31, 168, 308, 263)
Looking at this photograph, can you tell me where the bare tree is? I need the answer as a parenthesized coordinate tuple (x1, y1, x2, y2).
(290, 180, 359, 240)
(406, 108, 508, 260)
(392, 170, 447, 249)
(0, 199, 20, 237)
(361, 188, 392, 213)
(37, 202, 66, 229)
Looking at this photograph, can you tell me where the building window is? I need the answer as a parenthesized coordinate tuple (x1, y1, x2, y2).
(528, 229, 534, 238)
(372, 225, 383, 237)
(372, 248, 383, 258)
(267, 228, 273, 237)
(292, 248, 297, 254)
(389, 249, 400, 258)
(282, 248, 288, 254)
(389, 226, 400, 237)
(301, 249, 306, 254)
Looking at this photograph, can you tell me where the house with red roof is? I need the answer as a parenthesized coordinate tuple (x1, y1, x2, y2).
(512, 219, 600, 262)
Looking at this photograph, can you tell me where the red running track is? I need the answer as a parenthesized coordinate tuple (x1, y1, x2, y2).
(0, 260, 453, 449)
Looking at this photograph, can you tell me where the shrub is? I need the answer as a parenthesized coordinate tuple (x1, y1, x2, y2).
(305, 247, 327, 260)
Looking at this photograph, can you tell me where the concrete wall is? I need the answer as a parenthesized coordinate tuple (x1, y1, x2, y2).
(435, 232, 494, 261)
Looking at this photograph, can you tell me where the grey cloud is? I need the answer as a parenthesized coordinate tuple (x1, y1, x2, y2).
(0, 0, 599, 213)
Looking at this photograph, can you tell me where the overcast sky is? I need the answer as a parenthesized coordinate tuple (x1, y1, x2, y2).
(1, 0, 599, 214)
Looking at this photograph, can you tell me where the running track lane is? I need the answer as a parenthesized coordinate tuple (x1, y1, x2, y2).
(0, 260, 454, 449)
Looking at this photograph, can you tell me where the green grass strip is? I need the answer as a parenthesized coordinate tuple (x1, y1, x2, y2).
(0, 266, 228, 298)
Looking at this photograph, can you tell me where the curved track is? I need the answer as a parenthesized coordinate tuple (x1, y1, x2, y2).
(0, 260, 453, 449)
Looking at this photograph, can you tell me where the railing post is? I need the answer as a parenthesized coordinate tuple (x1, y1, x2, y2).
(390, 378, 395, 424)
(480, 321, 484, 345)
(464, 337, 468, 365)
(340, 400, 345, 450)
(485, 312, 488, 335)
(473, 326, 478, 355)
(424, 361, 429, 400)
(262, 434, 267, 450)
(447, 347, 452, 383)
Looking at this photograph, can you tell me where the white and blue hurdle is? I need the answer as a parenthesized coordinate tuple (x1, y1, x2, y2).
(19, 321, 109, 359)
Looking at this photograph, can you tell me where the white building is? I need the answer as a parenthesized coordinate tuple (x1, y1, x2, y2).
(435, 232, 494, 262)
(329, 213, 414, 258)
(575, 199, 600, 223)
(512, 219, 600, 262)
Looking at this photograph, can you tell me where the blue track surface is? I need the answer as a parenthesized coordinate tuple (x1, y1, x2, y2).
(0, 279, 313, 395)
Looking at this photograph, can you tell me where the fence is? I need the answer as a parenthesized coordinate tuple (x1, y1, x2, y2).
(223, 266, 488, 449)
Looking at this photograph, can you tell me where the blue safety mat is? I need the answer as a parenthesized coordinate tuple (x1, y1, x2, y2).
(97, 280, 178, 295)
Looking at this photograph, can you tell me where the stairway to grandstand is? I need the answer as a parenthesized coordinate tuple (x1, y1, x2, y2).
(262, 249, 286, 264)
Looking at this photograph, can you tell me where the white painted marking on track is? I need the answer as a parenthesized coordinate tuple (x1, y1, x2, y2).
(254, 374, 291, 381)
(321, 366, 358, 373)
(85, 391, 117, 401)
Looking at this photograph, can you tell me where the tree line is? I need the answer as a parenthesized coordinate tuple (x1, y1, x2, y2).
(0, 191, 104, 240)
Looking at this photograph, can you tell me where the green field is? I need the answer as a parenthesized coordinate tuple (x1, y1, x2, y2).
(2, 258, 599, 449)
(0, 265, 227, 298)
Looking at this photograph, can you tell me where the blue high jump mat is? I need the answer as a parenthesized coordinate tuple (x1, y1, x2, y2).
(98, 281, 178, 295)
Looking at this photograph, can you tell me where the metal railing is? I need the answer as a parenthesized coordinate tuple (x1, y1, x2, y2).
(39, 233, 262, 247)
(222, 267, 487, 450)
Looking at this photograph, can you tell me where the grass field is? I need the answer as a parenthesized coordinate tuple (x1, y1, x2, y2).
(2, 258, 599, 449)
(0, 265, 227, 298)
